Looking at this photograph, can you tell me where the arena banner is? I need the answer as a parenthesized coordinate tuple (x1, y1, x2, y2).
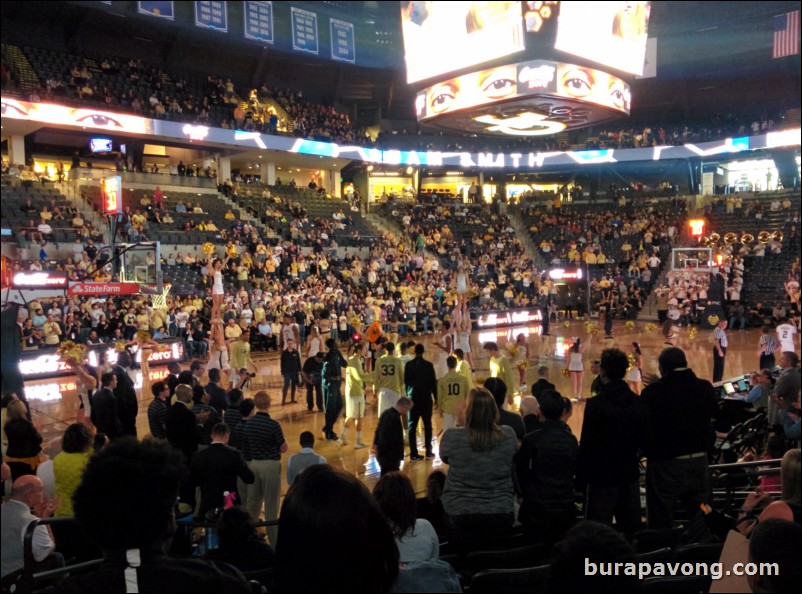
(473, 307, 543, 329)
(18, 339, 184, 380)
(244, 1, 274, 43)
(3, 97, 799, 168)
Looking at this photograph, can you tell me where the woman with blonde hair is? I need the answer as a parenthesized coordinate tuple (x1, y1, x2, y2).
(439, 387, 518, 554)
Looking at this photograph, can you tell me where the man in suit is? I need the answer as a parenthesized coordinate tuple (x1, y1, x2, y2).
(112, 353, 138, 438)
(166, 384, 208, 463)
(165, 361, 182, 398)
(530, 366, 556, 399)
(404, 344, 437, 460)
(641, 347, 718, 529)
(91, 371, 123, 440)
(372, 397, 412, 475)
(204, 368, 228, 416)
(176, 360, 206, 405)
(189, 422, 254, 519)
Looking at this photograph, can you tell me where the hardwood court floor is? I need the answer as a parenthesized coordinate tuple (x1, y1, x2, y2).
(25, 321, 780, 498)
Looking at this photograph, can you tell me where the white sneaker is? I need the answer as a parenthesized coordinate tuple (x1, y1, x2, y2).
(337, 437, 349, 445)
(354, 442, 367, 449)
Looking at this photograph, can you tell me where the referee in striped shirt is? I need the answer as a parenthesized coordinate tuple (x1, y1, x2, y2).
(243, 390, 288, 547)
(712, 319, 728, 383)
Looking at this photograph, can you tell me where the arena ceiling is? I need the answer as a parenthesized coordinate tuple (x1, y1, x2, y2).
(2, 1, 800, 128)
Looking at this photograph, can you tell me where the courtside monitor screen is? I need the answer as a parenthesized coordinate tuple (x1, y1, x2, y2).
(90, 137, 113, 153)
(555, 1, 651, 75)
(401, 1, 525, 83)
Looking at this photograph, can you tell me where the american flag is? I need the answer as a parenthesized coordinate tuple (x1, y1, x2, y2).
(773, 10, 800, 58)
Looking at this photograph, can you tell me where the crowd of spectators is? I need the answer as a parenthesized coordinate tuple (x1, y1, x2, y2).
(3, 42, 794, 157)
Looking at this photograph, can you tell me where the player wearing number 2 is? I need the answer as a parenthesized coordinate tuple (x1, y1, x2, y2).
(438, 355, 470, 432)
(374, 342, 406, 416)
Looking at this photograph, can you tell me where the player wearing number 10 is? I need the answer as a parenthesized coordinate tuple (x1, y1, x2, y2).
(375, 343, 406, 416)
(438, 356, 469, 432)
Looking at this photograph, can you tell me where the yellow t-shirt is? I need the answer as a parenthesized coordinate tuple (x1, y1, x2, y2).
(456, 360, 474, 389)
(374, 354, 404, 394)
(438, 370, 470, 415)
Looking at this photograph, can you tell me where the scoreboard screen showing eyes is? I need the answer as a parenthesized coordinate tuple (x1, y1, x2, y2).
(102, 176, 122, 216)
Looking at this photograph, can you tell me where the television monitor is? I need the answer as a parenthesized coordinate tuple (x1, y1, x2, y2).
(90, 138, 113, 153)
(401, 0, 525, 83)
(120, 143, 127, 155)
(554, 1, 651, 75)
(723, 382, 736, 395)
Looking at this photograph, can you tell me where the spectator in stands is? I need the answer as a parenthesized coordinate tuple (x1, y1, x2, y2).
(147, 381, 169, 439)
(3, 399, 43, 482)
(439, 387, 517, 555)
(577, 348, 646, 535)
(61, 439, 249, 592)
(51, 422, 92, 520)
(189, 422, 254, 519)
(204, 506, 274, 573)
(272, 464, 399, 594)
(548, 521, 637, 593)
(747, 519, 801, 594)
(641, 347, 718, 529)
(484, 377, 525, 442)
(1, 475, 62, 579)
(373, 471, 439, 563)
(739, 448, 801, 536)
(518, 389, 578, 544)
(286, 431, 327, 486)
(243, 390, 288, 546)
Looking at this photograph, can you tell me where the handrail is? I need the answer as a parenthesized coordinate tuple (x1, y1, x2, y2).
(710, 458, 782, 471)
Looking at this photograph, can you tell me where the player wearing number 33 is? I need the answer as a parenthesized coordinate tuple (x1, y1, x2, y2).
(375, 342, 406, 415)
(438, 355, 470, 433)
(405, 344, 438, 460)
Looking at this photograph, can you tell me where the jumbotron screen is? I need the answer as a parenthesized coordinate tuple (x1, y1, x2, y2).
(401, 1, 526, 84)
(415, 58, 630, 135)
(555, 1, 651, 76)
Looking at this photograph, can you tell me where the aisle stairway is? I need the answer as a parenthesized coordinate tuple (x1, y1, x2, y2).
(508, 206, 545, 269)
(1, 44, 40, 92)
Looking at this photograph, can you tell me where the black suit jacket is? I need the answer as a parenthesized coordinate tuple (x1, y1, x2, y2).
(91, 387, 123, 439)
(166, 402, 201, 462)
(113, 365, 138, 438)
(189, 443, 255, 519)
(404, 356, 437, 405)
(205, 382, 228, 416)
(374, 407, 405, 462)
(531, 378, 556, 399)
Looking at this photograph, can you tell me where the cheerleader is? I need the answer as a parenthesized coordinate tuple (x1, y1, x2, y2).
(512, 333, 530, 392)
(207, 320, 231, 385)
(625, 342, 643, 395)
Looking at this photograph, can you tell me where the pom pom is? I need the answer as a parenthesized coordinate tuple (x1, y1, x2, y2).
(625, 321, 635, 331)
(136, 330, 152, 343)
(645, 323, 657, 333)
(57, 341, 88, 366)
(203, 242, 215, 255)
(561, 368, 571, 377)
(563, 320, 571, 328)
(114, 340, 127, 353)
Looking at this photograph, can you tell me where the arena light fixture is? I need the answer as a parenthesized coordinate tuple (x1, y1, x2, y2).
(473, 112, 566, 136)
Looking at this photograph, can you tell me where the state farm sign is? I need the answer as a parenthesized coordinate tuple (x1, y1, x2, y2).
(68, 282, 140, 296)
